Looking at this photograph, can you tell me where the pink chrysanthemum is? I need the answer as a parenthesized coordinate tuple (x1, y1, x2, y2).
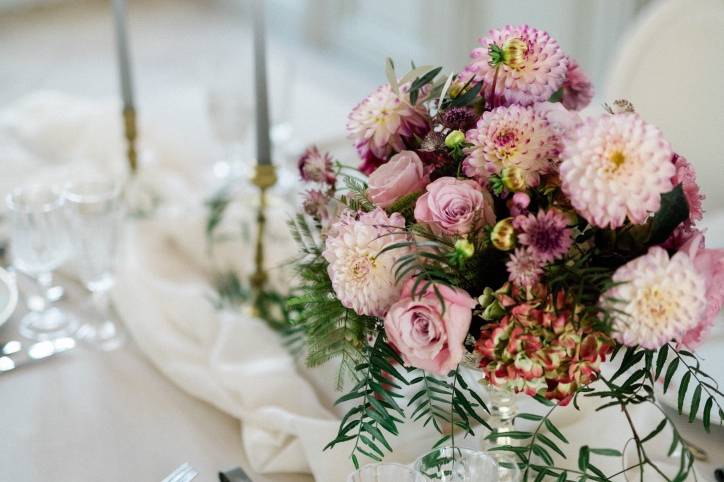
(602, 247, 706, 350)
(297, 146, 336, 185)
(463, 105, 561, 186)
(514, 209, 573, 263)
(506, 247, 544, 288)
(561, 57, 594, 111)
(347, 83, 430, 175)
(560, 113, 675, 229)
(323, 208, 411, 317)
(463, 24, 568, 107)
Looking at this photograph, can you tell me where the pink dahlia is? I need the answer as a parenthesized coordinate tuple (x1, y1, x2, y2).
(323, 208, 411, 317)
(560, 113, 675, 229)
(672, 153, 705, 226)
(514, 209, 572, 262)
(297, 145, 336, 185)
(602, 247, 706, 350)
(463, 105, 561, 187)
(506, 247, 544, 288)
(560, 57, 594, 111)
(463, 25, 568, 107)
(678, 233, 724, 347)
(347, 83, 430, 175)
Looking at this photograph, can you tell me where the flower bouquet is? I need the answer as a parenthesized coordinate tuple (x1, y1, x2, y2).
(287, 24, 724, 480)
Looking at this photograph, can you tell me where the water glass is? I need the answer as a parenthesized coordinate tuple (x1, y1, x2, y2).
(415, 447, 500, 482)
(64, 178, 126, 350)
(5, 185, 76, 340)
(347, 463, 431, 482)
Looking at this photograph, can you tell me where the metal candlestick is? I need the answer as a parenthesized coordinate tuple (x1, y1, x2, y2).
(250, 164, 278, 297)
(122, 105, 138, 174)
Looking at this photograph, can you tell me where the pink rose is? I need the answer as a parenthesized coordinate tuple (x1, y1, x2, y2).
(367, 151, 429, 208)
(678, 232, 724, 347)
(414, 176, 496, 235)
(384, 279, 476, 375)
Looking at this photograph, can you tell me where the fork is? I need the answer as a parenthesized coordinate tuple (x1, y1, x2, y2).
(162, 463, 198, 482)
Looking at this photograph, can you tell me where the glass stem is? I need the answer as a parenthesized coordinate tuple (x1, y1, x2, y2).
(91, 287, 112, 324)
(484, 383, 518, 448)
(28, 271, 54, 313)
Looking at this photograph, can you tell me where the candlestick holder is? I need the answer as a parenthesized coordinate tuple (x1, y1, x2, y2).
(122, 105, 139, 174)
(249, 164, 278, 310)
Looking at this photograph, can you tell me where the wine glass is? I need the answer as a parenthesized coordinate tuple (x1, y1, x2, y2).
(63, 178, 126, 351)
(347, 463, 431, 482)
(414, 447, 500, 482)
(5, 184, 76, 340)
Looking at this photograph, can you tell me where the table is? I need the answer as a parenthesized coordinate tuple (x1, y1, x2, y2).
(0, 274, 310, 482)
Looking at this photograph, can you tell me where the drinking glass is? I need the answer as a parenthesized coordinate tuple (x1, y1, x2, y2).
(414, 447, 500, 482)
(5, 185, 76, 340)
(63, 178, 126, 350)
(347, 463, 431, 482)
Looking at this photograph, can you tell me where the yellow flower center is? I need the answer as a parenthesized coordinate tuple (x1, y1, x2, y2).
(503, 37, 528, 70)
(636, 285, 675, 324)
(610, 150, 626, 169)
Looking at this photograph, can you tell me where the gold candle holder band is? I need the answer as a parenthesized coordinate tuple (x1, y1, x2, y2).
(122, 105, 138, 174)
(250, 164, 278, 295)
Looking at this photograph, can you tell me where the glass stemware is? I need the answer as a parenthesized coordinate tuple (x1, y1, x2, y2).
(414, 447, 500, 482)
(63, 178, 126, 351)
(5, 185, 76, 340)
(347, 463, 431, 482)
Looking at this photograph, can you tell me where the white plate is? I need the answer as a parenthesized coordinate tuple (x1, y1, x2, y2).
(656, 322, 724, 425)
(0, 267, 18, 328)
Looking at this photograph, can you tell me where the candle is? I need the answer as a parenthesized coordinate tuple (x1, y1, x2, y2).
(111, 0, 135, 109)
(252, 0, 272, 166)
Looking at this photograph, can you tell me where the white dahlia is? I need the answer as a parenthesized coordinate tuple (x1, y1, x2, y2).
(602, 247, 706, 350)
(560, 113, 674, 229)
(323, 208, 411, 317)
(463, 105, 560, 187)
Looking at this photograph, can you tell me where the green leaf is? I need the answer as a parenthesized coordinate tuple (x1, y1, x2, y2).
(688, 384, 702, 423)
(641, 418, 667, 443)
(703, 397, 713, 433)
(516, 413, 544, 422)
(647, 184, 690, 245)
(538, 433, 567, 459)
(557, 472, 568, 482)
(532, 444, 554, 465)
(663, 358, 679, 392)
(589, 448, 622, 457)
(578, 445, 589, 471)
(545, 418, 569, 444)
(677, 371, 691, 414)
(487, 431, 533, 440)
(655, 345, 669, 379)
(448, 81, 483, 107)
(409, 66, 442, 105)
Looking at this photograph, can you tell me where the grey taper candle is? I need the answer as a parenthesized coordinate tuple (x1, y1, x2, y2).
(111, 0, 134, 109)
(252, 0, 272, 166)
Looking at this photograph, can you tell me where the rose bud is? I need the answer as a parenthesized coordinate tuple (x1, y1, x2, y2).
(501, 166, 527, 192)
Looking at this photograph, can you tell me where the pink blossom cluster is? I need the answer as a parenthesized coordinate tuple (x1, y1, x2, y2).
(476, 284, 613, 404)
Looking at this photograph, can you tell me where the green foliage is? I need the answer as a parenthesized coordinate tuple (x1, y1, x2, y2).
(408, 368, 490, 448)
(339, 175, 375, 212)
(205, 184, 232, 242)
(409, 66, 442, 105)
(447, 80, 483, 108)
(646, 184, 689, 245)
(287, 213, 374, 387)
(325, 336, 408, 468)
(386, 191, 421, 221)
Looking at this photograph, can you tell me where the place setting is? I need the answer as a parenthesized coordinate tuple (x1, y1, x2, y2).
(1, 0, 723, 481)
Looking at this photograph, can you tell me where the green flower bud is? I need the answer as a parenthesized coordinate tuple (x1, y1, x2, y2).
(490, 217, 516, 251)
(454, 239, 475, 259)
(501, 166, 527, 192)
(477, 287, 496, 309)
(482, 300, 505, 321)
(445, 130, 466, 148)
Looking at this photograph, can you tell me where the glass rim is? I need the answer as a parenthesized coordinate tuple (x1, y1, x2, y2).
(348, 462, 426, 479)
(5, 184, 65, 213)
(63, 177, 123, 204)
(413, 446, 498, 470)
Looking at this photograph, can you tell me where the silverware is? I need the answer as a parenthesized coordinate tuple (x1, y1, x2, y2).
(219, 467, 252, 482)
(0, 337, 76, 373)
(162, 463, 198, 482)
